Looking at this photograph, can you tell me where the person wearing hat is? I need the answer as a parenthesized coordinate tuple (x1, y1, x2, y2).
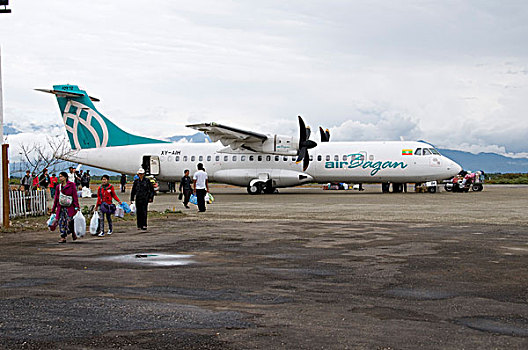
(130, 168, 155, 230)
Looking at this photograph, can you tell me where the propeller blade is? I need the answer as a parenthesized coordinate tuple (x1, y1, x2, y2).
(304, 140, 317, 149)
(303, 151, 310, 171)
(306, 126, 311, 140)
(296, 147, 307, 163)
(298, 116, 306, 143)
(319, 126, 330, 142)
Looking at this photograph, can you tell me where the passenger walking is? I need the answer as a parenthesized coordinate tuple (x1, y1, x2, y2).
(51, 171, 80, 243)
(81, 170, 91, 188)
(120, 173, 127, 193)
(130, 168, 154, 230)
(32, 172, 39, 190)
(179, 169, 192, 209)
(193, 163, 209, 213)
(95, 175, 121, 237)
(49, 173, 58, 198)
(21, 170, 32, 190)
(68, 167, 76, 183)
(39, 168, 51, 210)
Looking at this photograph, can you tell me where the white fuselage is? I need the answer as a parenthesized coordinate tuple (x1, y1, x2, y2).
(65, 140, 462, 187)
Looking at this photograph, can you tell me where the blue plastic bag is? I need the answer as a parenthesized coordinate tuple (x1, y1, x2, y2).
(47, 213, 56, 227)
(189, 194, 198, 205)
(121, 202, 131, 213)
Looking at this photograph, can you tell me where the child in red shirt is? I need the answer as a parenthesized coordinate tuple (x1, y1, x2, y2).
(95, 175, 121, 236)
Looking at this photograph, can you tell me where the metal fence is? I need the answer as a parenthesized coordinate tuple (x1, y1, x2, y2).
(9, 190, 47, 219)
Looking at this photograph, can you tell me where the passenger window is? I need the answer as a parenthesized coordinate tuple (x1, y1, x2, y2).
(291, 156, 296, 161)
(317, 155, 322, 161)
(215, 155, 220, 161)
(224, 155, 228, 161)
(207, 155, 211, 161)
(258, 155, 263, 161)
(309, 155, 313, 161)
(183, 156, 188, 162)
(175, 156, 180, 161)
(199, 156, 203, 161)
(342, 155, 347, 161)
(334, 155, 339, 161)
(415, 148, 422, 156)
(423, 148, 432, 155)
(232, 155, 237, 161)
(275, 156, 279, 161)
(283, 156, 288, 161)
(249, 155, 254, 161)
(326, 155, 330, 161)
(191, 156, 195, 162)
(241, 155, 246, 161)
(266, 155, 271, 161)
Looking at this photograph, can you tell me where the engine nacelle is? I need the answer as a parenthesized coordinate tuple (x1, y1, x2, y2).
(260, 135, 298, 156)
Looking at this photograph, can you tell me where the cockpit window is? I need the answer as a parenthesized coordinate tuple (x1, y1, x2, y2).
(430, 148, 440, 155)
(423, 148, 432, 155)
(415, 148, 422, 156)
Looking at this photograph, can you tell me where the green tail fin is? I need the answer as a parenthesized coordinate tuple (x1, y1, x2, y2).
(41, 84, 169, 150)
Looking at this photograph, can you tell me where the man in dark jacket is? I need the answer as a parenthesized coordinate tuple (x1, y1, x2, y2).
(39, 168, 51, 209)
(81, 170, 91, 188)
(179, 169, 192, 208)
(120, 174, 127, 193)
(130, 168, 154, 230)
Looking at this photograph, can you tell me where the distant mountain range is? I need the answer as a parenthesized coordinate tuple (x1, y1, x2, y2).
(438, 149, 528, 174)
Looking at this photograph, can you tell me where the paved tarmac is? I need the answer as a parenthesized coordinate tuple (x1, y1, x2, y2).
(1, 185, 527, 349)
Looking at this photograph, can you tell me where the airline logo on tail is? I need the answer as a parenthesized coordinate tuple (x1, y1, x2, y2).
(37, 85, 169, 150)
(63, 100, 109, 149)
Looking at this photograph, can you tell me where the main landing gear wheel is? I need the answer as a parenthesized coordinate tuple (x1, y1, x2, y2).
(247, 183, 262, 195)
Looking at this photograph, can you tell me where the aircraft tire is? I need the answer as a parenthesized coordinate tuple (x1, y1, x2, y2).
(428, 186, 437, 193)
(247, 183, 262, 195)
(444, 184, 452, 192)
(263, 185, 275, 194)
(381, 183, 390, 193)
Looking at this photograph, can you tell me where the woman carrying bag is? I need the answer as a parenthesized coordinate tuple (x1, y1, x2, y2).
(51, 171, 80, 243)
(94, 174, 121, 237)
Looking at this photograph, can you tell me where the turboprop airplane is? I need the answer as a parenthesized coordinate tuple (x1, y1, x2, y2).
(37, 84, 462, 194)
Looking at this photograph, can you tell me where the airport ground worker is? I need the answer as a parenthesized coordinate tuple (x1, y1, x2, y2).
(130, 168, 155, 230)
(95, 174, 122, 237)
(179, 169, 192, 209)
(52, 171, 80, 243)
(193, 163, 209, 213)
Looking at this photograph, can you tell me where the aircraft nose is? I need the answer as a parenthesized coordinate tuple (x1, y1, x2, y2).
(448, 159, 463, 174)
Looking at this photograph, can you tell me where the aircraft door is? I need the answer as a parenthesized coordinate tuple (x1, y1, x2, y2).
(142, 155, 160, 176)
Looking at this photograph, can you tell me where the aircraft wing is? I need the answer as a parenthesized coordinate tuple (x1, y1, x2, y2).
(186, 122, 268, 151)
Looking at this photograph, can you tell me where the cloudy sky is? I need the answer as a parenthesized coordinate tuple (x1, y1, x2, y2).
(1, 0, 528, 159)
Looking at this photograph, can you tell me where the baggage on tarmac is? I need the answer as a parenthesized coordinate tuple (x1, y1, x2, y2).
(73, 211, 86, 238)
(89, 211, 99, 235)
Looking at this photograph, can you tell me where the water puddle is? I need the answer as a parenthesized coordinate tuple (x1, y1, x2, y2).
(455, 316, 528, 337)
(101, 253, 195, 266)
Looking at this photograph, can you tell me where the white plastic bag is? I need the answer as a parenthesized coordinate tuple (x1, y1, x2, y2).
(114, 206, 124, 218)
(74, 211, 86, 237)
(81, 187, 92, 198)
(89, 211, 99, 235)
(129, 203, 136, 214)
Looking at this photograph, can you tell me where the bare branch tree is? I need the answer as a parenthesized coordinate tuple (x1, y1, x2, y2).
(17, 136, 79, 189)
